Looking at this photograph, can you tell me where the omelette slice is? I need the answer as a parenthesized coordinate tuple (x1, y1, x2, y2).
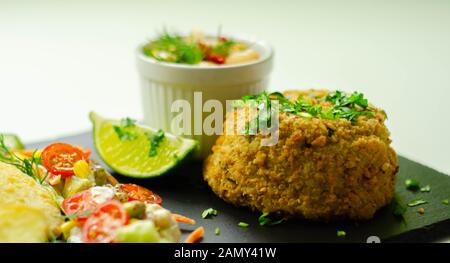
(0, 204, 48, 242)
(0, 162, 63, 241)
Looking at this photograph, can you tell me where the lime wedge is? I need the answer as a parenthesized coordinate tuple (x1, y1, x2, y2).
(90, 112, 198, 178)
(1, 133, 25, 150)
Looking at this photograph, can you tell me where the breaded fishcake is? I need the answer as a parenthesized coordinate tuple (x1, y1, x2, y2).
(204, 90, 398, 220)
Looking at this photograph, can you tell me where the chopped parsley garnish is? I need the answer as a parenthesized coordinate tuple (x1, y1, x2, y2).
(211, 40, 235, 57)
(420, 185, 431, 193)
(337, 230, 346, 237)
(407, 199, 427, 207)
(238, 90, 376, 131)
(442, 199, 449, 205)
(214, 227, 221, 235)
(238, 222, 249, 228)
(240, 92, 274, 135)
(113, 117, 138, 141)
(146, 129, 165, 157)
(143, 33, 204, 64)
(405, 179, 421, 191)
(0, 135, 48, 185)
(325, 90, 368, 108)
(201, 208, 218, 219)
(258, 212, 285, 226)
(392, 195, 407, 217)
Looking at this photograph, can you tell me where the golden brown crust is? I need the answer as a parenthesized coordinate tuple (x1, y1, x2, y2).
(203, 90, 398, 220)
(0, 162, 63, 237)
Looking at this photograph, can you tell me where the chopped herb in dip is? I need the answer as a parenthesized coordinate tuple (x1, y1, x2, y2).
(214, 227, 221, 235)
(442, 199, 449, 205)
(201, 208, 218, 219)
(143, 30, 259, 65)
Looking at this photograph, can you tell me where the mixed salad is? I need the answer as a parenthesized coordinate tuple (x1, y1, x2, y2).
(0, 137, 202, 243)
(143, 29, 260, 65)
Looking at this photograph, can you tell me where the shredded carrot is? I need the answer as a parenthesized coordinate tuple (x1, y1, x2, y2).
(173, 214, 196, 225)
(105, 172, 119, 186)
(184, 226, 204, 243)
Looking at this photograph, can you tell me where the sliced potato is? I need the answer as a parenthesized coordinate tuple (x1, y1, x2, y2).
(0, 204, 48, 243)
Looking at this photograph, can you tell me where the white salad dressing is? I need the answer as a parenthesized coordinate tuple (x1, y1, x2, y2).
(67, 227, 83, 243)
(90, 186, 114, 204)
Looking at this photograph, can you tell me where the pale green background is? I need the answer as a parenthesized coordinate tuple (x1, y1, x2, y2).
(1, 0, 449, 174)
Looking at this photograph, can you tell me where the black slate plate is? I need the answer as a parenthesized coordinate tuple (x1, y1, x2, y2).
(28, 132, 450, 243)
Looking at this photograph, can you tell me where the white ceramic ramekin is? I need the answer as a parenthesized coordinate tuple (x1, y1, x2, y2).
(136, 35, 273, 159)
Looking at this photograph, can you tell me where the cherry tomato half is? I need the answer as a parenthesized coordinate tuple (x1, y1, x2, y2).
(82, 200, 129, 243)
(62, 190, 99, 223)
(41, 143, 87, 177)
(120, 184, 162, 205)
